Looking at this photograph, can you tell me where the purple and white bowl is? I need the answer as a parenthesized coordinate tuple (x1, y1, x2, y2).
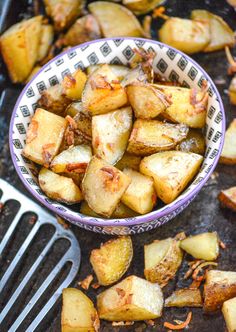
(9, 38, 225, 235)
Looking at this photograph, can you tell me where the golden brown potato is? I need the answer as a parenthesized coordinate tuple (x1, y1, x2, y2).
(127, 119, 189, 156)
(92, 107, 133, 164)
(222, 296, 236, 332)
(61, 288, 100, 332)
(44, 0, 83, 31)
(62, 14, 101, 47)
(38, 84, 71, 115)
(126, 83, 170, 119)
(144, 235, 184, 287)
(165, 288, 203, 307)
(38, 24, 54, 61)
(62, 69, 87, 100)
(25, 65, 42, 83)
(97, 275, 163, 321)
(121, 168, 157, 214)
(87, 65, 131, 82)
(39, 168, 83, 204)
(88, 1, 144, 38)
(229, 77, 236, 105)
(23, 108, 67, 166)
(176, 129, 205, 155)
(123, 0, 165, 15)
(218, 186, 236, 212)
(80, 201, 137, 218)
(115, 152, 141, 171)
(140, 151, 203, 204)
(82, 64, 128, 116)
(82, 157, 131, 217)
(155, 85, 208, 128)
(0, 16, 42, 82)
(220, 119, 236, 164)
(204, 270, 236, 312)
(159, 17, 210, 54)
(90, 236, 133, 286)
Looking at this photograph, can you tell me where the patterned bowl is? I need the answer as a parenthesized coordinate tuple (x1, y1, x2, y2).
(9, 38, 225, 235)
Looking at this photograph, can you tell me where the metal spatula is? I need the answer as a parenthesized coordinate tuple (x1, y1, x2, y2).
(0, 178, 81, 332)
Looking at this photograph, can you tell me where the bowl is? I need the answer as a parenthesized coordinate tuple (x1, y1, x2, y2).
(9, 37, 225, 235)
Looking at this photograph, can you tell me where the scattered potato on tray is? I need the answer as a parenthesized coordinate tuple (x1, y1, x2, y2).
(97, 275, 163, 321)
(123, 0, 165, 15)
(115, 152, 141, 171)
(165, 288, 203, 307)
(38, 84, 70, 115)
(220, 119, 236, 164)
(144, 234, 184, 287)
(92, 107, 133, 165)
(88, 1, 145, 38)
(90, 236, 133, 286)
(176, 129, 206, 155)
(23, 108, 67, 166)
(222, 296, 236, 332)
(121, 168, 157, 214)
(218, 187, 236, 212)
(127, 119, 189, 156)
(140, 151, 203, 204)
(62, 69, 87, 101)
(228, 77, 236, 105)
(180, 232, 219, 261)
(61, 288, 100, 332)
(82, 157, 131, 217)
(204, 270, 236, 312)
(37, 24, 54, 62)
(39, 168, 83, 203)
(82, 64, 128, 115)
(0, 16, 42, 83)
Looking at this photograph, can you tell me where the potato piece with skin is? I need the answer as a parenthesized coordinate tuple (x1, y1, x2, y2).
(0, 16, 42, 83)
(126, 83, 170, 119)
(88, 1, 144, 38)
(92, 107, 133, 165)
(38, 24, 54, 62)
(62, 70, 87, 101)
(159, 17, 210, 54)
(23, 108, 67, 166)
(204, 270, 236, 312)
(82, 64, 128, 116)
(39, 168, 83, 204)
(123, 0, 165, 15)
(82, 157, 131, 217)
(127, 119, 189, 156)
(115, 152, 141, 171)
(220, 119, 236, 164)
(87, 65, 131, 82)
(176, 129, 205, 155)
(121, 168, 157, 214)
(144, 235, 184, 287)
(222, 297, 236, 332)
(218, 186, 236, 212)
(140, 151, 203, 204)
(165, 288, 203, 307)
(61, 288, 100, 332)
(90, 236, 133, 286)
(80, 201, 137, 218)
(154, 84, 208, 128)
(97, 275, 163, 321)
(180, 232, 219, 261)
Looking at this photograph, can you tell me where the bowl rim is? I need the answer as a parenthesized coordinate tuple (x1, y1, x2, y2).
(9, 37, 226, 227)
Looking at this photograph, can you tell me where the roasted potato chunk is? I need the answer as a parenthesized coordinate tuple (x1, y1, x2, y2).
(88, 1, 144, 38)
(165, 288, 203, 307)
(62, 70, 87, 101)
(140, 151, 203, 204)
(218, 186, 236, 212)
(123, 0, 165, 15)
(87, 65, 131, 82)
(23, 108, 67, 166)
(90, 236, 133, 286)
(115, 152, 141, 171)
(39, 168, 83, 204)
(204, 270, 236, 312)
(121, 65, 148, 87)
(121, 168, 157, 214)
(97, 275, 163, 321)
(159, 17, 210, 54)
(38, 24, 54, 62)
(92, 107, 133, 165)
(220, 119, 236, 164)
(51, 145, 92, 173)
(0, 16, 42, 82)
(155, 85, 208, 128)
(82, 64, 128, 116)
(144, 236, 184, 287)
(126, 83, 170, 119)
(80, 201, 137, 218)
(222, 296, 236, 332)
(176, 129, 205, 155)
(180, 232, 219, 261)
(127, 119, 189, 156)
(25, 65, 42, 83)
(82, 157, 131, 217)
(38, 84, 70, 115)
(62, 14, 101, 47)
(61, 288, 100, 332)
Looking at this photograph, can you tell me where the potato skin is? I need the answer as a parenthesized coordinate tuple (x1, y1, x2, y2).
(218, 186, 236, 212)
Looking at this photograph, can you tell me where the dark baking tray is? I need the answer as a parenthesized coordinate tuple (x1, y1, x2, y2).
(0, 0, 236, 331)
